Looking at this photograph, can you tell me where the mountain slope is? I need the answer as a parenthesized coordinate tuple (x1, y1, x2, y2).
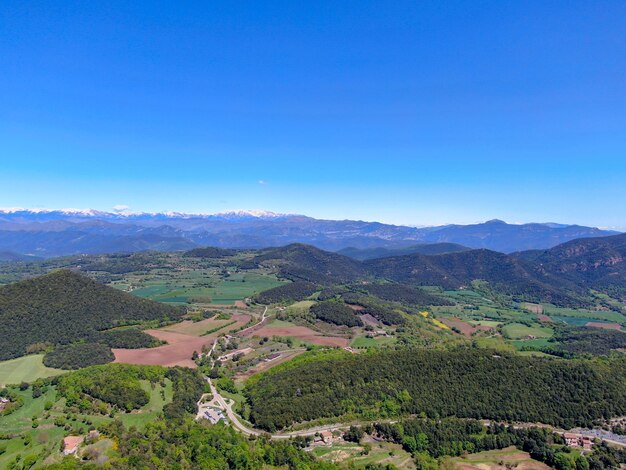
(517, 233, 626, 295)
(0, 270, 185, 360)
(364, 249, 582, 305)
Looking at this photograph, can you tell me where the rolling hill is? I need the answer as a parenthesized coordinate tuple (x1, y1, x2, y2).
(254, 243, 367, 284)
(0, 270, 185, 360)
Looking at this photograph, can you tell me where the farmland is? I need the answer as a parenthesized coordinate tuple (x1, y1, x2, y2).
(113, 314, 251, 367)
(312, 439, 415, 469)
(120, 266, 286, 305)
(444, 446, 550, 470)
(251, 320, 350, 347)
(0, 355, 64, 387)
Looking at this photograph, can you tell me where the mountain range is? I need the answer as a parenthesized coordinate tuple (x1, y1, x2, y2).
(0, 208, 619, 258)
(253, 232, 626, 308)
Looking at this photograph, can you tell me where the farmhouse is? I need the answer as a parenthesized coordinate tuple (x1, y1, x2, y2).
(63, 435, 84, 456)
(564, 433, 594, 451)
(320, 431, 333, 444)
(0, 396, 9, 412)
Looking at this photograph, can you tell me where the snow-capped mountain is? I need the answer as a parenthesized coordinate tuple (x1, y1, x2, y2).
(0, 208, 619, 258)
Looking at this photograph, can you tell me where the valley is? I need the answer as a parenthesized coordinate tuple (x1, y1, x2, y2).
(0, 237, 625, 468)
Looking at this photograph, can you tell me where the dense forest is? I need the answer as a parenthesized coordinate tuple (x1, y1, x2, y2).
(542, 326, 626, 356)
(43, 343, 115, 369)
(245, 348, 626, 431)
(254, 281, 319, 304)
(0, 270, 185, 360)
(310, 300, 363, 327)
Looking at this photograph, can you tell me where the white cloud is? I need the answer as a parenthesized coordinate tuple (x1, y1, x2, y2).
(113, 204, 130, 212)
(258, 180, 268, 185)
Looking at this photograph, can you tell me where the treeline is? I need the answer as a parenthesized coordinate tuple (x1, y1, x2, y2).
(0, 269, 185, 360)
(245, 348, 626, 431)
(41, 329, 160, 370)
(310, 301, 362, 327)
(90, 328, 162, 349)
(43, 343, 115, 369)
(255, 281, 319, 304)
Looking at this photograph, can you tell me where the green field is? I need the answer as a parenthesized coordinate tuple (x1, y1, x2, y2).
(351, 335, 395, 349)
(502, 323, 553, 340)
(0, 355, 64, 387)
(131, 272, 286, 305)
(312, 440, 415, 469)
(119, 379, 173, 429)
(542, 305, 626, 325)
(511, 337, 553, 350)
(286, 300, 316, 315)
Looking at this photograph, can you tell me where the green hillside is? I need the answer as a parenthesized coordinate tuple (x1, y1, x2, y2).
(0, 270, 185, 360)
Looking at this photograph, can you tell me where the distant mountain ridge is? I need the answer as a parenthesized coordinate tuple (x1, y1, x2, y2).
(0, 208, 619, 257)
(252, 233, 626, 307)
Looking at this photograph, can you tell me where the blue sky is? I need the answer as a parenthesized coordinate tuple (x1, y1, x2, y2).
(1, 1, 625, 228)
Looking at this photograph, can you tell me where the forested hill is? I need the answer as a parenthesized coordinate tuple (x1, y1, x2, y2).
(516, 233, 626, 295)
(246, 349, 626, 431)
(254, 243, 367, 284)
(250, 237, 626, 307)
(364, 249, 582, 306)
(0, 270, 185, 360)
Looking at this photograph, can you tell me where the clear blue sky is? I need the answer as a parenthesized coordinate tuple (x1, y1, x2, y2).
(1, 1, 625, 228)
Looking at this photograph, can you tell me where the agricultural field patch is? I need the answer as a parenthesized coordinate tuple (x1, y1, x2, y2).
(252, 322, 350, 347)
(542, 305, 626, 325)
(350, 335, 395, 349)
(113, 314, 250, 367)
(0, 354, 64, 387)
(159, 315, 247, 336)
(445, 446, 550, 470)
(501, 323, 553, 340)
(312, 439, 415, 469)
